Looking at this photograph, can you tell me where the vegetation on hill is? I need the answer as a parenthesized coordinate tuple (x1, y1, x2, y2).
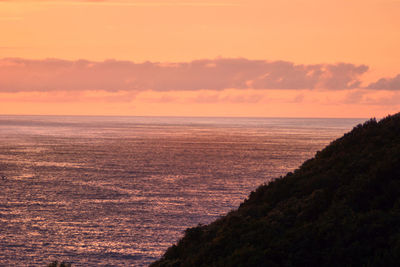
(151, 113, 400, 267)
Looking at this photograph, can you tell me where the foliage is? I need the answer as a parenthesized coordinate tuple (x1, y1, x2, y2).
(151, 113, 400, 267)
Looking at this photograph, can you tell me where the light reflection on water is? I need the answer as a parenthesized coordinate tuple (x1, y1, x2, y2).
(0, 115, 364, 266)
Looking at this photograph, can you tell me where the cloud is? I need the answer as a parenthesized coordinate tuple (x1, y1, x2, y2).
(292, 94, 305, 103)
(367, 74, 400, 90)
(364, 92, 400, 106)
(247, 62, 368, 90)
(344, 90, 366, 104)
(0, 90, 137, 103)
(0, 58, 370, 93)
(334, 89, 400, 107)
(189, 92, 263, 104)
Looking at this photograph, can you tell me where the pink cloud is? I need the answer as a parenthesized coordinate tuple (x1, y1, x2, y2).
(0, 58, 370, 93)
(367, 74, 400, 90)
(189, 93, 263, 104)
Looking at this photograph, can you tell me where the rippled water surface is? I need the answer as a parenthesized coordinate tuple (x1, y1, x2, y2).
(0, 115, 364, 266)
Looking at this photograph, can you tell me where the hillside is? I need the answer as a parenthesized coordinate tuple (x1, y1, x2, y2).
(151, 113, 400, 267)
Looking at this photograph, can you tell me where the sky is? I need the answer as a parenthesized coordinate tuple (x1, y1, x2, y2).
(1, 0, 400, 118)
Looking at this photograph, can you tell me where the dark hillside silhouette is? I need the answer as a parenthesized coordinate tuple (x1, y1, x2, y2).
(152, 113, 400, 267)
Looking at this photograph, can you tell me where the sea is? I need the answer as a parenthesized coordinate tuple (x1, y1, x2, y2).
(0, 115, 365, 266)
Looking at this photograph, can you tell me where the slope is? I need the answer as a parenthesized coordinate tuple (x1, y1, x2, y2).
(152, 113, 400, 267)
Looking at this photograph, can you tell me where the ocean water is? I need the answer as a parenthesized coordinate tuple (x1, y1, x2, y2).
(0, 115, 365, 266)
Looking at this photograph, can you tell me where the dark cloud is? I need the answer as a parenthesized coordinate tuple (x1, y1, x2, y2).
(0, 58, 369, 92)
(367, 74, 400, 90)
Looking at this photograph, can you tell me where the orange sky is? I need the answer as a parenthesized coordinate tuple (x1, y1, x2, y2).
(1, 0, 400, 117)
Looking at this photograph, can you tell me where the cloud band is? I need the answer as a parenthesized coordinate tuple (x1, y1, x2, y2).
(0, 58, 377, 93)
